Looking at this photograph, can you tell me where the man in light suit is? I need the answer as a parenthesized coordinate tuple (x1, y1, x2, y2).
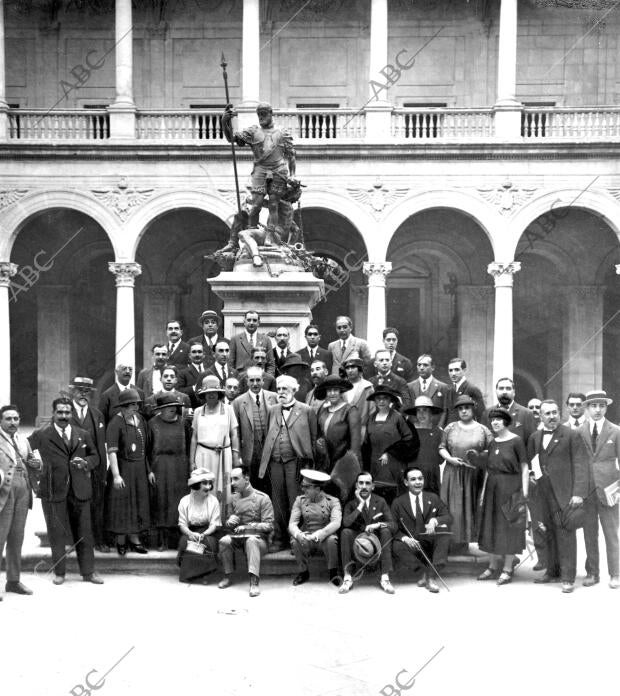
(259, 375, 317, 548)
(445, 357, 486, 423)
(229, 310, 276, 376)
(28, 398, 103, 586)
(0, 405, 41, 599)
(98, 364, 145, 426)
(233, 367, 278, 492)
(340, 471, 397, 594)
(378, 327, 414, 382)
(187, 310, 228, 371)
(165, 319, 190, 367)
(68, 376, 108, 552)
(482, 377, 537, 445)
(406, 354, 448, 427)
(391, 467, 452, 593)
(577, 390, 620, 589)
(297, 323, 333, 374)
(328, 315, 372, 376)
(527, 400, 589, 593)
(136, 343, 169, 398)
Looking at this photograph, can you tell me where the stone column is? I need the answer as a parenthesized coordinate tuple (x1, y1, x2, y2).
(0, 0, 8, 141)
(561, 285, 604, 396)
(0, 261, 17, 403)
(487, 261, 521, 389)
(457, 284, 494, 405)
(142, 284, 180, 368)
(363, 261, 392, 351)
(109, 0, 135, 139)
(37, 285, 71, 424)
(494, 0, 521, 138)
(109, 262, 141, 373)
(366, 0, 392, 141)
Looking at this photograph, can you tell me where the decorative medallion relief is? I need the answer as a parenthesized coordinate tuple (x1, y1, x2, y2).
(346, 178, 409, 218)
(92, 177, 154, 221)
(477, 180, 537, 215)
(0, 189, 29, 211)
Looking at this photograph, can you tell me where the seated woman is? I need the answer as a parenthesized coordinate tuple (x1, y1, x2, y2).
(177, 468, 221, 584)
(477, 408, 529, 586)
(315, 374, 362, 502)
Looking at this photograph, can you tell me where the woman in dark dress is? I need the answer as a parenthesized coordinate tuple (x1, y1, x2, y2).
(315, 375, 362, 502)
(404, 395, 444, 495)
(363, 385, 420, 504)
(106, 389, 153, 555)
(147, 393, 191, 551)
(477, 408, 529, 585)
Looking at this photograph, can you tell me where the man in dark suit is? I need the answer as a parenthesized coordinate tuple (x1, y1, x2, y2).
(406, 354, 448, 427)
(28, 397, 103, 586)
(98, 364, 145, 426)
(233, 367, 278, 491)
(203, 340, 238, 388)
(229, 310, 276, 376)
(272, 326, 299, 376)
(379, 327, 414, 382)
(136, 343, 169, 398)
(482, 377, 536, 444)
(577, 390, 620, 589)
(527, 399, 589, 593)
(259, 375, 317, 547)
(177, 342, 207, 408)
(445, 357, 486, 423)
(68, 376, 109, 552)
(328, 315, 372, 376)
(306, 359, 329, 412)
(187, 310, 228, 371)
(391, 466, 452, 593)
(238, 347, 277, 393)
(297, 323, 333, 374)
(165, 319, 190, 367)
(370, 349, 411, 409)
(340, 471, 397, 594)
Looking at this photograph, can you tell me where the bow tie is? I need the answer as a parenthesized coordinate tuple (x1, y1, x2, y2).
(281, 404, 295, 411)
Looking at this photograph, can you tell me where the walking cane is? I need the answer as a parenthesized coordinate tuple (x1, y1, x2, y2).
(399, 517, 450, 591)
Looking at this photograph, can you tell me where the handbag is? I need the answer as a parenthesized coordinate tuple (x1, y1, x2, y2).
(185, 539, 207, 555)
(554, 504, 585, 531)
(501, 490, 528, 527)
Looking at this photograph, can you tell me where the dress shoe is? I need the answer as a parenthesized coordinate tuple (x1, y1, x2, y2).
(425, 576, 440, 593)
(609, 576, 619, 589)
(5, 581, 33, 595)
(128, 541, 148, 554)
(534, 573, 559, 584)
(83, 573, 104, 585)
(532, 562, 546, 572)
(292, 571, 310, 586)
(496, 570, 513, 586)
(561, 582, 574, 593)
(582, 574, 600, 587)
(478, 568, 499, 581)
(380, 577, 395, 594)
(417, 576, 428, 587)
(249, 575, 260, 598)
(95, 544, 111, 553)
(53, 575, 65, 585)
(116, 543, 127, 556)
(339, 578, 353, 594)
(218, 576, 232, 589)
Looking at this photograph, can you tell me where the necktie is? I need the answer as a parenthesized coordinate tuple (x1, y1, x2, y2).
(280, 350, 286, 362)
(10, 435, 24, 465)
(256, 394, 261, 408)
(574, 418, 580, 428)
(341, 340, 346, 355)
(61, 429, 70, 447)
(310, 349, 315, 360)
(591, 423, 598, 451)
(168, 343, 174, 354)
(81, 407, 86, 422)
(223, 366, 227, 381)
(421, 379, 427, 392)
(415, 494, 425, 534)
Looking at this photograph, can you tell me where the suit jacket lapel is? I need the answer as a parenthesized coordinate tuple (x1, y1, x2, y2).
(0, 433, 17, 464)
(595, 420, 611, 455)
(240, 335, 252, 359)
(287, 406, 301, 429)
(545, 427, 563, 456)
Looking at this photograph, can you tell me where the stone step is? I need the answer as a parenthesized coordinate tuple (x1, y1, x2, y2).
(18, 546, 490, 577)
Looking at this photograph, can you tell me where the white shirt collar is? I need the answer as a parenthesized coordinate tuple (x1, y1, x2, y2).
(54, 423, 72, 440)
(409, 490, 423, 514)
(116, 380, 130, 391)
(589, 418, 604, 434)
(454, 377, 466, 389)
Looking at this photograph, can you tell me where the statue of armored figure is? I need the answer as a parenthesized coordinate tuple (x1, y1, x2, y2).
(219, 102, 303, 266)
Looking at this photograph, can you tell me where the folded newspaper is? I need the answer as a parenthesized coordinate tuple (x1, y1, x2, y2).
(604, 479, 620, 507)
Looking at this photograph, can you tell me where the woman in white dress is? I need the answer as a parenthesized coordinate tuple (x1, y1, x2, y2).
(189, 375, 240, 518)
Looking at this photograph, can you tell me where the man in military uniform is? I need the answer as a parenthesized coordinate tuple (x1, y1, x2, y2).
(288, 469, 342, 586)
(218, 465, 274, 597)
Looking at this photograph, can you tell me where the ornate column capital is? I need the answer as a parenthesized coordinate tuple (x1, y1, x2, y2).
(487, 261, 521, 287)
(109, 262, 142, 288)
(363, 261, 392, 287)
(0, 262, 18, 288)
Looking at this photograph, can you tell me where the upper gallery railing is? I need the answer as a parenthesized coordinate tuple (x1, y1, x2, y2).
(5, 106, 620, 143)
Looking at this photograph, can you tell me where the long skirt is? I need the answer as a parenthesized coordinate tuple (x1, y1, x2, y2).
(177, 524, 219, 583)
(478, 472, 525, 556)
(105, 457, 151, 534)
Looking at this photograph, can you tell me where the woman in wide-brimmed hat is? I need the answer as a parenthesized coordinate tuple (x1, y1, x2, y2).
(177, 468, 221, 583)
(340, 355, 374, 439)
(477, 408, 529, 585)
(189, 375, 240, 516)
(438, 394, 493, 551)
(363, 385, 419, 504)
(147, 393, 192, 551)
(105, 388, 153, 555)
(403, 395, 445, 495)
(315, 375, 361, 501)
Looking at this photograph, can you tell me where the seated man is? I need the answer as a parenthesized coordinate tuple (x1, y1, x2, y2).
(218, 465, 274, 597)
(391, 467, 452, 593)
(340, 471, 396, 594)
(289, 469, 341, 586)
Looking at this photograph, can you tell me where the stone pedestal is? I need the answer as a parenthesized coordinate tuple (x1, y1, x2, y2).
(208, 251, 325, 348)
